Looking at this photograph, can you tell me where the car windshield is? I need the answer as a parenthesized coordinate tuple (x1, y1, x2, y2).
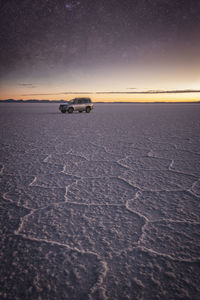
(68, 99, 75, 104)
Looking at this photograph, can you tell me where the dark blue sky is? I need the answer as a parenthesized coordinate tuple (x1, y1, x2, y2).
(1, 0, 200, 101)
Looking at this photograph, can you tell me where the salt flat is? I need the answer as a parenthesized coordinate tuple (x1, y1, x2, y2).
(0, 103, 200, 299)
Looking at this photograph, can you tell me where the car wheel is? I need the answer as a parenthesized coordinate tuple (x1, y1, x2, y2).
(61, 110, 66, 113)
(68, 107, 74, 114)
(85, 107, 91, 113)
(79, 111, 83, 113)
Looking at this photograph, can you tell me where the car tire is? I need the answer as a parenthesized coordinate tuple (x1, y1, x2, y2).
(61, 110, 66, 113)
(68, 107, 74, 114)
(85, 107, 91, 113)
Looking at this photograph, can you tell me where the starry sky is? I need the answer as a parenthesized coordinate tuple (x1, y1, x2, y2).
(1, 0, 200, 102)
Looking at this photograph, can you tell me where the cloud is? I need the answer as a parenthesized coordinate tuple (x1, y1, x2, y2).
(19, 83, 36, 88)
(62, 92, 92, 94)
(21, 92, 94, 96)
(96, 89, 200, 94)
(22, 89, 200, 97)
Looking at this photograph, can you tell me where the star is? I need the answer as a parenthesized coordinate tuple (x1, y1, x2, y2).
(65, 1, 80, 11)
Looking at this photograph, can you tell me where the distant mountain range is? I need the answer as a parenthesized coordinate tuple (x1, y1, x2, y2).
(0, 99, 68, 103)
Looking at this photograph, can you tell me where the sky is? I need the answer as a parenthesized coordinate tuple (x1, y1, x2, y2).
(0, 0, 200, 102)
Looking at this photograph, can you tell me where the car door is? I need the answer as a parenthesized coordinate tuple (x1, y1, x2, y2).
(74, 99, 82, 111)
(72, 98, 78, 111)
(79, 99, 86, 111)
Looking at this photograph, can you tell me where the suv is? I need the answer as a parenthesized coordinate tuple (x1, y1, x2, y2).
(59, 98, 94, 113)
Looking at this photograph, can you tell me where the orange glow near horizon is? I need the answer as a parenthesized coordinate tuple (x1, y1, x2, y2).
(1, 63, 200, 102)
(1, 92, 200, 102)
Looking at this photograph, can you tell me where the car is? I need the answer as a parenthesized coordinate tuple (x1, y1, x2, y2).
(59, 98, 94, 114)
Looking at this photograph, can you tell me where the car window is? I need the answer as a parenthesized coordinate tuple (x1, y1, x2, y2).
(73, 98, 91, 104)
(69, 99, 76, 104)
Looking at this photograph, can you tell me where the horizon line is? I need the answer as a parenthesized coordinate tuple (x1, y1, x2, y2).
(1, 99, 200, 104)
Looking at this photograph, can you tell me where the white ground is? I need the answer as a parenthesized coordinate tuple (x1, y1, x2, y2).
(0, 103, 200, 299)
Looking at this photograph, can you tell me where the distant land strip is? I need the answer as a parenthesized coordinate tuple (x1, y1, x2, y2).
(0, 99, 200, 104)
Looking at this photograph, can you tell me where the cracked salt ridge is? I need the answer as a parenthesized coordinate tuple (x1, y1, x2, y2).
(149, 136, 200, 154)
(0, 199, 30, 236)
(103, 146, 148, 158)
(126, 188, 200, 262)
(139, 220, 200, 261)
(0, 174, 36, 197)
(29, 172, 79, 189)
(2, 168, 71, 209)
(149, 148, 200, 161)
(133, 141, 177, 152)
(67, 142, 125, 161)
(3, 159, 64, 176)
(60, 160, 128, 179)
(8, 175, 200, 266)
(95, 247, 200, 300)
(1, 235, 106, 300)
(117, 156, 171, 171)
(1, 103, 200, 300)
(65, 177, 138, 205)
(44, 153, 89, 168)
(4, 185, 67, 210)
(2, 191, 30, 210)
(119, 168, 198, 192)
(16, 202, 145, 259)
(43, 154, 52, 163)
(117, 153, 199, 180)
(190, 179, 200, 196)
(166, 153, 200, 177)
(127, 190, 200, 222)
(126, 201, 200, 263)
(13, 233, 109, 300)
